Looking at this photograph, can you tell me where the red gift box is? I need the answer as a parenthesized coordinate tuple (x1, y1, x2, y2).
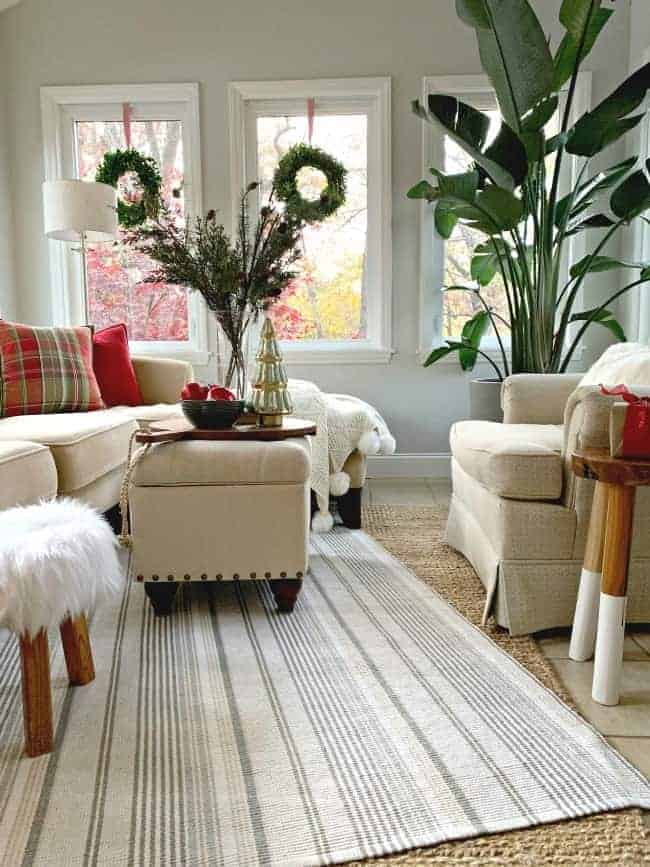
(601, 384, 650, 458)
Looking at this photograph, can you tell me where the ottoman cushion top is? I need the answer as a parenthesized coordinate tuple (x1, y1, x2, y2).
(131, 438, 312, 487)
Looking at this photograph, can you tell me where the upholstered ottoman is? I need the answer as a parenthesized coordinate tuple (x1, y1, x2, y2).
(128, 438, 311, 615)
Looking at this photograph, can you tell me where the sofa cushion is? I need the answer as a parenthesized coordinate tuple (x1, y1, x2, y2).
(131, 439, 311, 487)
(450, 421, 563, 500)
(0, 411, 134, 494)
(0, 441, 58, 509)
(114, 403, 183, 424)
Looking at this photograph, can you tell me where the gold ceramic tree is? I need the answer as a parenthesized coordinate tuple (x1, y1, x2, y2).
(251, 317, 293, 427)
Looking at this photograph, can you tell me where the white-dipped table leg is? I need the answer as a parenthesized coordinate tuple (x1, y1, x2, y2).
(592, 483, 636, 707)
(570, 482, 609, 662)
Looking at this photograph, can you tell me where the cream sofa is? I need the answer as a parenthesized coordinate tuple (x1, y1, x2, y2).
(447, 346, 650, 636)
(0, 356, 192, 513)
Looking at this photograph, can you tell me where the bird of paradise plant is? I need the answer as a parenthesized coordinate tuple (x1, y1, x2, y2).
(409, 0, 650, 379)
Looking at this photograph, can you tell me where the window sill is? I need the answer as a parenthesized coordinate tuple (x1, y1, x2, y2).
(280, 342, 395, 365)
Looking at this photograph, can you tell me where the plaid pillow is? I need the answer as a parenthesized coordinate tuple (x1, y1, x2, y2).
(0, 322, 104, 418)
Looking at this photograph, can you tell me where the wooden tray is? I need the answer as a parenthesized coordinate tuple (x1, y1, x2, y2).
(135, 415, 317, 444)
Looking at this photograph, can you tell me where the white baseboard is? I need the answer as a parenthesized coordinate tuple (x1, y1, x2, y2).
(366, 453, 451, 479)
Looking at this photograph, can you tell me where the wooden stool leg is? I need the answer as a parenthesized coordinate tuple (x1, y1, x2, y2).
(570, 482, 609, 661)
(20, 629, 53, 758)
(592, 483, 636, 706)
(60, 614, 95, 686)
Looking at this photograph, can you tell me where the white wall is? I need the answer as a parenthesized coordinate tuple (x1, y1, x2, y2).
(0, 16, 16, 318)
(0, 0, 635, 452)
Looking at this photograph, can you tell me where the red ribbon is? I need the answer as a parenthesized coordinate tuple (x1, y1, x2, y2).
(601, 384, 650, 457)
(307, 98, 315, 144)
(122, 103, 133, 149)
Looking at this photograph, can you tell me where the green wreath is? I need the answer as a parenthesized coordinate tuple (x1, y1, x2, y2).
(273, 143, 346, 223)
(95, 148, 162, 228)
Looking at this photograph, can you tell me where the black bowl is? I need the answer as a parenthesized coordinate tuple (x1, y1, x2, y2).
(181, 399, 246, 429)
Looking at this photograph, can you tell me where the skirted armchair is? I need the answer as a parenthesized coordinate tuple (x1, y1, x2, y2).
(446, 344, 650, 636)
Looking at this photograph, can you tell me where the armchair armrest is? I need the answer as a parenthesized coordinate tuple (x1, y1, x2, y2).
(131, 356, 194, 406)
(502, 374, 582, 424)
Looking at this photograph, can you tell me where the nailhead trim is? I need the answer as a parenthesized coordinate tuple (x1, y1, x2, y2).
(184, 574, 191, 581)
(136, 575, 144, 582)
(280, 571, 287, 578)
(265, 572, 271, 579)
(296, 572, 303, 579)
(201, 574, 207, 580)
(152, 575, 159, 582)
(167, 575, 174, 581)
(233, 573, 239, 580)
(250, 572, 256, 579)
(216, 574, 223, 580)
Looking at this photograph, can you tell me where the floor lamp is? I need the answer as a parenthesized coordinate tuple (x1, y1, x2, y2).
(42, 180, 118, 324)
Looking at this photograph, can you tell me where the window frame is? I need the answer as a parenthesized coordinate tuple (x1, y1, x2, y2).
(228, 77, 393, 365)
(630, 48, 650, 345)
(40, 83, 209, 364)
(417, 72, 592, 362)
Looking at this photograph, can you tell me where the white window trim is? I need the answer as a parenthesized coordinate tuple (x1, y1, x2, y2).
(417, 72, 592, 364)
(40, 83, 209, 365)
(630, 48, 650, 345)
(229, 77, 393, 365)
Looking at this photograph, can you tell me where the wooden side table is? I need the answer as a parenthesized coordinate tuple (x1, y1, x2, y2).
(569, 448, 650, 705)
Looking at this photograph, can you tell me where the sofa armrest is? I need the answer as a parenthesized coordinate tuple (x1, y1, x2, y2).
(131, 356, 194, 406)
(502, 374, 582, 424)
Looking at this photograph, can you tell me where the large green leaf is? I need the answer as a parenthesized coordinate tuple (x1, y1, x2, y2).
(565, 213, 616, 236)
(431, 168, 480, 203)
(553, 4, 613, 90)
(459, 310, 491, 370)
(413, 96, 528, 188)
(406, 180, 437, 201)
(471, 243, 501, 285)
(566, 62, 650, 156)
(570, 254, 641, 279)
(434, 201, 458, 238)
(610, 167, 650, 221)
(423, 344, 459, 367)
(570, 307, 626, 342)
(521, 96, 558, 132)
(573, 157, 638, 202)
(467, 0, 555, 131)
(475, 185, 524, 229)
(456, 0, 490, 28)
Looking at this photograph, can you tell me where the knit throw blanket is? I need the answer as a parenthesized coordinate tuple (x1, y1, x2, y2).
(288, 379, 396, 531)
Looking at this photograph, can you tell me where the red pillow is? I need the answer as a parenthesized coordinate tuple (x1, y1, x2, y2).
(92, 323, 143, 407)
(0, 321, 104, 418)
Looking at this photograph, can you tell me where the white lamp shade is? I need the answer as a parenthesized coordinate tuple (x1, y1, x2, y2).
(42, 179, 118, 242)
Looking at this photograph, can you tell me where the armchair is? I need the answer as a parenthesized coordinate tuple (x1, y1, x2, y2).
(446, 348, 650, 635)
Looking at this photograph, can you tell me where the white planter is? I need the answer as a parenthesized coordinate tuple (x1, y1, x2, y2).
(469, 378, 503, 422)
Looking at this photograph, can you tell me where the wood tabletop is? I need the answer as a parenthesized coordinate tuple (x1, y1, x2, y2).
(135, 416, 317, 444)
(571, 448, 650, 486)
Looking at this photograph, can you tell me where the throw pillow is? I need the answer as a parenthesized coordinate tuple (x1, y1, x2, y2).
(92, 323, 143, 407)
(0, 321, 104, 418)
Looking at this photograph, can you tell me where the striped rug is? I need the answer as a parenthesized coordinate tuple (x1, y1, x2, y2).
(0, 528, 648, 866)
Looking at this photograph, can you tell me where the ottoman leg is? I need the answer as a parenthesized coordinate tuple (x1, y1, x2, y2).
(338, 487, 362, 529)
(20, 629, 53, 758)
(271, 579, 303, 613)
(60, 614, 95, 686)
(144, 584, 179, 616)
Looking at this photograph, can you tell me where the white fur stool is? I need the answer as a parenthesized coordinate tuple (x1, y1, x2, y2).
(0, 500, 121, 757)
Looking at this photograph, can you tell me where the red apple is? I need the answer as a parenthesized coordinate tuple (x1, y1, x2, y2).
(208, 384, 236, 401)
(181, 382, 209, 400)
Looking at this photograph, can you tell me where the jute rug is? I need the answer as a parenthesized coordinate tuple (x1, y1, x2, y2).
(0, 507, 648, 866)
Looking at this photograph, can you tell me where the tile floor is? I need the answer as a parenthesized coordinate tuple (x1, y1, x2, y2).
(366, 476, 650, 782)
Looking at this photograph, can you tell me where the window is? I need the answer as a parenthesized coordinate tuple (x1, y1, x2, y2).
(229, 78, 392, 363)
(41, 84, 207, 362)
(418, 74, 591, 359)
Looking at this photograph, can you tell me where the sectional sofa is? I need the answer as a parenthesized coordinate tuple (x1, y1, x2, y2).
(0, 356, 191, 512)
